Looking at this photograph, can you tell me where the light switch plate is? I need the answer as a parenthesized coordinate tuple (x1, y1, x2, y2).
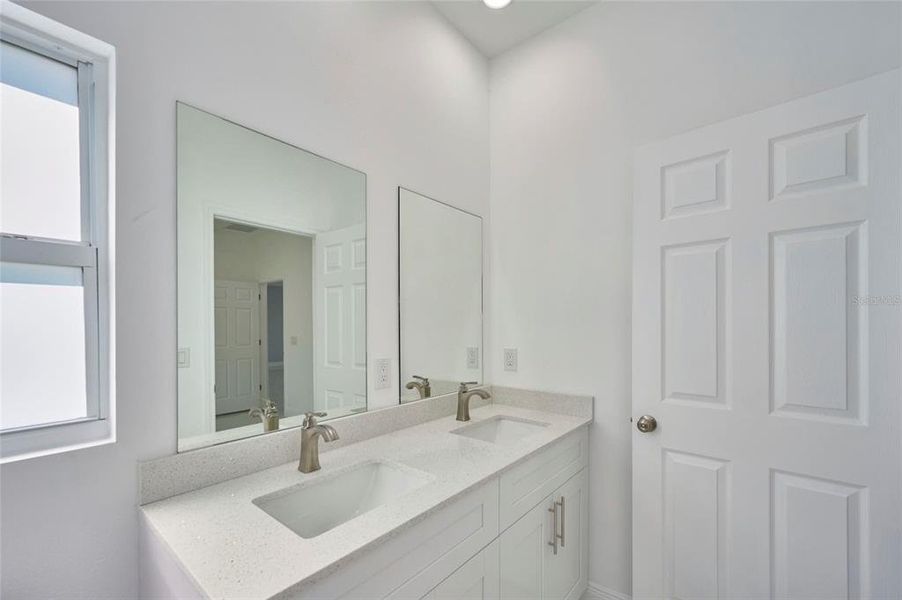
(503, 348, 518, 372)
(375, 358, 391, 390)
(467, 347, 479, 369)
(177, 348, 190, 368)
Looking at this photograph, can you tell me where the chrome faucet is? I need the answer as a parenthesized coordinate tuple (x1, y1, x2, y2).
(405, 375, 432, 400)
(457, 382, 490, 422)
(298, 412, 339, 473)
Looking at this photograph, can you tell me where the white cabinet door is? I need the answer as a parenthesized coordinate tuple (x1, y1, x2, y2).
(633, 70, 901, 598)
(500, 469, 589, 600)
(499, 493, 551, 599)
(546, 469, 588, 600)
(426, 540, 499, 600)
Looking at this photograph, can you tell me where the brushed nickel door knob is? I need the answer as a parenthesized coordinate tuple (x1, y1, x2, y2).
(636, 415, 657, 433)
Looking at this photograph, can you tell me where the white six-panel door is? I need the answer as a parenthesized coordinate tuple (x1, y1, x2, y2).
(632, 70, 900, 599)
(314, 223, 367, 418)
(213, 279, 260, 415)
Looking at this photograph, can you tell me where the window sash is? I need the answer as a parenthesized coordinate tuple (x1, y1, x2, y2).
(0, 237, 95, 268)
(0, 40, 94, 246)
(0, 2, 115, 462)
(0, 40, 100, 433)
(0, 238, 101, 432)
(78, 59, 94, 244)
(0, 417, 112, 459)
(0, 31, 79, 70)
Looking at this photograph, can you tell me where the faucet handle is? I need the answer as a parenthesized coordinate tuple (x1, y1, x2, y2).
(459, 381, 478, 392)
(413, 375, 429, 383)
(302, 411, 327, 428)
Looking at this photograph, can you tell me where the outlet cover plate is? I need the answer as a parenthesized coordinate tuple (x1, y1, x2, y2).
(503, 348, 518, 372)
(467, 347, 479, 369)
(375, 358, 391, 390)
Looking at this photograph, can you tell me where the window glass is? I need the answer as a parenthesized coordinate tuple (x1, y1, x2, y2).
(0, 41, 82, 241)
(0, 14, 114, 462)
(0, 263, 87, 430)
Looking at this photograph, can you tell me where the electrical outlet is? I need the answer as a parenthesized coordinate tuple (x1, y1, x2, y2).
(466, 346, 479, 369)
(503, 348, 518, 372)
(375, 358, 391, 390)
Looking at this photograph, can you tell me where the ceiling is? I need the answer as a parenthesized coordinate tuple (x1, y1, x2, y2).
(431, 0, 596, 58)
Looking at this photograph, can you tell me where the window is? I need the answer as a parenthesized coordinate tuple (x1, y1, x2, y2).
(0, 4, 115, 462)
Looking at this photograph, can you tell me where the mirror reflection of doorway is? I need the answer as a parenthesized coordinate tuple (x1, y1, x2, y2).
(212, 217, 314, 432)
(177, 103, 367, 449)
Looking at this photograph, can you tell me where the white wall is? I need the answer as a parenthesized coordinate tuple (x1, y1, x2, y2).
(0, 2, 488, 598)
(488, 2, 900, 596)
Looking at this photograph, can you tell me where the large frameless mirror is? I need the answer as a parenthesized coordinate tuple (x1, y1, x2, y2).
(398, 188, 483, 403)
(177, 103, 367, 451)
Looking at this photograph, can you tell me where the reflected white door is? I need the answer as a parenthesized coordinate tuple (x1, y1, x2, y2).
(214, 280, 260, 415)
(314, 223, 366, 418)
(632, 70, 900, 599)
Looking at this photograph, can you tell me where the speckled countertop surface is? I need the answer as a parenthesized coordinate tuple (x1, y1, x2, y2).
(140, 403, 591, 599)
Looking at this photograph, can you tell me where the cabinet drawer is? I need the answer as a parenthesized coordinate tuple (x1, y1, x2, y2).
(499, 428, 588, 530)
(295, 479, 500, 599)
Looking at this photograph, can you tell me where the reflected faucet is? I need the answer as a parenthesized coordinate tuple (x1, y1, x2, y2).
(405, 375, 432, 400)
(298, 412, 339, 473)
(457, 382, 491, 422)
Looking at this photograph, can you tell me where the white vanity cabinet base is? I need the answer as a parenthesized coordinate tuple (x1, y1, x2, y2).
(295, 480, 500, 600)
(499, 497, 550, 598)
(424, 539, 500, 600)
(140, 423, 590, 600)
(499, 469, 588, 600)
(301, 428, 589, 600)
(546, 468, 588, 600)
(499, 430, 588, 530)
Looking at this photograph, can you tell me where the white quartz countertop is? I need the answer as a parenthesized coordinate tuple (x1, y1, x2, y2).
(141, 403, 591, 599)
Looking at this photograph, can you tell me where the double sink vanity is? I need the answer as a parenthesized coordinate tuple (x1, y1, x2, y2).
(159, 103, 591, 599)
(139, 388, 592, 599)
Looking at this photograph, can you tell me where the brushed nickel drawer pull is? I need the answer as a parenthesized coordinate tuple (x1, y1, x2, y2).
(559, 496, 566, 548)
(547, 502, 559, 555)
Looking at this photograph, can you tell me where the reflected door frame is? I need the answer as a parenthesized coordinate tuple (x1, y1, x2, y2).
(258, 282, 269, 401)
(258, 280, 286, 416)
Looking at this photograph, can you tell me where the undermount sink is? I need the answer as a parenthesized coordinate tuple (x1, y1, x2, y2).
(451, 415, 549, 445)
(253, 461, 431, 539)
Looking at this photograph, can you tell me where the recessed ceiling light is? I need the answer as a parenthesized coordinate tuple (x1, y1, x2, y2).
(483, 0, 511, 9)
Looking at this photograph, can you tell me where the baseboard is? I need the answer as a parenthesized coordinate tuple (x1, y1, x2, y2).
(581, 581, 631, 600)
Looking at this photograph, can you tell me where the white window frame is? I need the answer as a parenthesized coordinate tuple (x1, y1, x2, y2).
(0, 1, 116, 463)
